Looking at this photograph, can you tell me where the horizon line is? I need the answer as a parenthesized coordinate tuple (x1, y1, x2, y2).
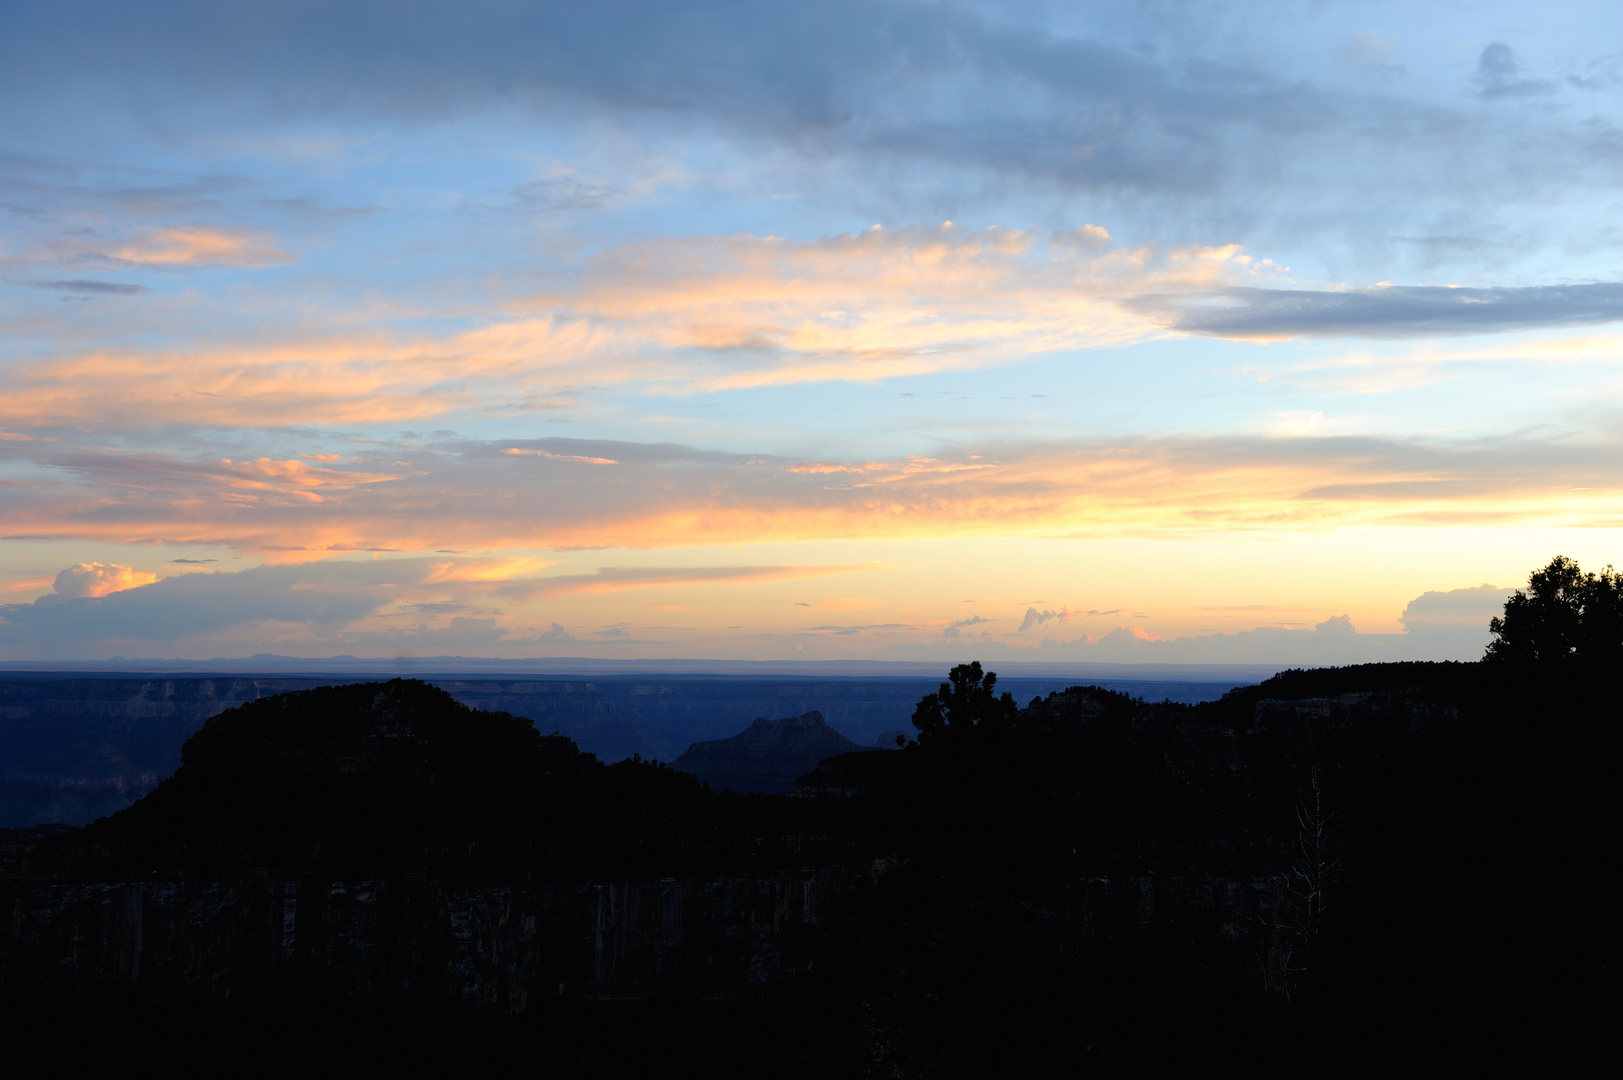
(0, 653, 1477, 681)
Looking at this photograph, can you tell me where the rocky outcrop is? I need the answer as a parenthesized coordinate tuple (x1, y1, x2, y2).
(669, 711, 871, 794)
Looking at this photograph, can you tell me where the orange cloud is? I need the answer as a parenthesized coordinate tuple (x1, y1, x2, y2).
(0, 577, 57, 599)
(113, 227, 294, 268)
(423, 557, 558, 583)
(6, 226, 295, 271)
(216, 458, 401, 500)
(0, 316, 613, 429)
(505, 448, 618, 464)
(542, 225, 1263, 391)
(51, 562, 157, 599)
(3, 432, 1618, 557)
(0, 225, 1272, 431)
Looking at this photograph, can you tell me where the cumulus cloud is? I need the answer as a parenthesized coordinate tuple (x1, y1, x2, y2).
(942, 614, 989, 639)
(1019, 605, 1074, 633)
(0, 550, 1519, 666)
(48, 562, 157, 599)
(1399, 584, 1513, 650)
(882, 591, 1504, 664)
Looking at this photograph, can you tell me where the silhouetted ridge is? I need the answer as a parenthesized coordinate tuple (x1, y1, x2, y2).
(669, 710, 870, 793)
(81, 679, 596, 873)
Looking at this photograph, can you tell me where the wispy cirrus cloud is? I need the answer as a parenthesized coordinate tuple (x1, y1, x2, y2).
(4, 431, 1621, 557)
(0, 225, 1263, 430)
(9, 220, 1617, 440)
(530, 224, 1259, 389)
(489, 563, 884, 598)
(6, 226, 294, 270)
(1018, 606, 1074, 633)
(30, 279, 149, 295)
(109, 227, 294, 268)
(0, 317, 610, 429)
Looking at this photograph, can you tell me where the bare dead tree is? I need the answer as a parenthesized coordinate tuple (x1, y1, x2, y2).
(1268, 767, 1346, 1002)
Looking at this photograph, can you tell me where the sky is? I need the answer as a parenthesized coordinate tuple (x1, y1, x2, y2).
(1, 0, 1620, 665)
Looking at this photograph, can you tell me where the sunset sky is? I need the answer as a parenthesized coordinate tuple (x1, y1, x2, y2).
(2, 1, 1620, 664)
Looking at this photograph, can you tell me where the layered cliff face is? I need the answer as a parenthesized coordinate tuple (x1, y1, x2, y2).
(669, 711, 872, 794)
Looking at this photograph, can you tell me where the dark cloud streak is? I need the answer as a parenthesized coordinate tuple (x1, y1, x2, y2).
(1132, 282, 1623, 339)
(29, 279, 148, 295)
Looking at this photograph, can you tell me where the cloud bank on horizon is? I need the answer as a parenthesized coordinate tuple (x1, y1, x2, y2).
(1, 1, 1618, 665)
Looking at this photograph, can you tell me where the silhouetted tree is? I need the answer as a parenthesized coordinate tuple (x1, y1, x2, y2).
(909, 661, 1018, 743)
(1486, 555, 1623, 674)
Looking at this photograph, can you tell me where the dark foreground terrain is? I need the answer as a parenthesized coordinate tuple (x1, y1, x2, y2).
(0, 654, 1611, 1075)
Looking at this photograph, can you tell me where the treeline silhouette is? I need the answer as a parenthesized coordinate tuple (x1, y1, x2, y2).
(1, 557, 1614, 1075)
